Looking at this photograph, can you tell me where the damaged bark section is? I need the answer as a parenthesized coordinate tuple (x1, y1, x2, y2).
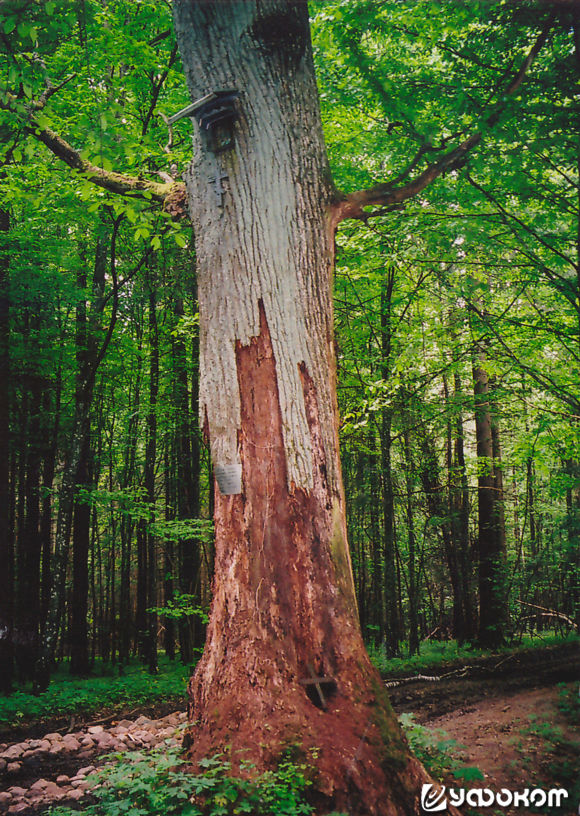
(185, 301, 437, 815)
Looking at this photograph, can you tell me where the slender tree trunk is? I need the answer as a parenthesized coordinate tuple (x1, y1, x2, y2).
(145, 285, 158, 675)
(418, 429, 465, 641)
(40, 384, 58, 632)
(119, 333, 142, 663)
(15, 367, 43, 681)
(473, 345, 507, 648)
(70, 262, 92, 677)
(353, 448, 368, 638)
(164, 444, 176, 661)
(443, 373, 464, 642)
(565, 462, 580, 629)
(0, 208, 13, 694)
(380, 271, 400, 657)
(403, 427, 419, 656)
(71, 229, 106, 675)
(172, 4, 441, 812)
(173, 296, 201, 664)
(136, 520, 148, 659)
(368, 436, 383, 644)
(452, 372, 476, 643)
(34, 416, 87, 692)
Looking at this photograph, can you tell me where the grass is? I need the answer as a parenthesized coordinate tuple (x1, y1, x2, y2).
(0, 656, 190, 726)
(2, 631, 576, 726)
(367, 631, 579, 675)
(522, 684, 580, 811)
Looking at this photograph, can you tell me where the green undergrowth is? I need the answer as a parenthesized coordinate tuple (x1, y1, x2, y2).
(45, 718, 474, 816)
(519, 684, 580, 811)
(0, 656, 190, 726)
(398, 713, 484, 784)
(48, 744, 347, 816)
(367, 631, 578, 676)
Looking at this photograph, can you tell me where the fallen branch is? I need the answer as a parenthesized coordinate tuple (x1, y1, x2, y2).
(518, 601, 578, 630)
(384, 666, 471, 689)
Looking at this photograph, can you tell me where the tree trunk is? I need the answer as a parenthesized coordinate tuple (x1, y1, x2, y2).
(40, 384, 59, 636)
(403, 426, 419, 657)
(417, 428, 465, 642)
(0, 208, 13, 694)
(380, 271, 400, 657)
(145, 285, 158, 675)
(173, 295, 202, 664)
(367, 437, 383, 644)
(452, 372, 476, 644)
(164, 444, 176, 661)
(70, 259, 92, 677)
(473, 346, 507, 648)
(172, 3, 440, 812)
(119, 332, 142, 664)
(15, 365, 43, 682)
(136, 520, 148, 659)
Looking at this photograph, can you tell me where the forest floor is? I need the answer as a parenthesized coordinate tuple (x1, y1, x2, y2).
(0, 642, 577, 815)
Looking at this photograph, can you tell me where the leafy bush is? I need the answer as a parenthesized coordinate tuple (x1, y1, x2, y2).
(49, 745, 315, 816)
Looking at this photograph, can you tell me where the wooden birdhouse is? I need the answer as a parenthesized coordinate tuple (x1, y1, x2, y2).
(169, 89, 239, 153)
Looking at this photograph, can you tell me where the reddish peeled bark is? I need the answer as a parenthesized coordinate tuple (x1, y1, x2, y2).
(187, 302, 432, 814)
(173, 2, 442, 811)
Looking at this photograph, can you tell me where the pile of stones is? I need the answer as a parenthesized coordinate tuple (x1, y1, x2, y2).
(0, 711, 187, 814)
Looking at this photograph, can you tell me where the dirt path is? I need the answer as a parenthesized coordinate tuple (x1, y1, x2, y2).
(423, 687, 578, 809)
(387, 643, 579, 815)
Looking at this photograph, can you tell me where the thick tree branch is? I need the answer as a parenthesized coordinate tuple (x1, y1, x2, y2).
(1, 88, 186, 211)
(333, 9, 557, 225)
(28, 122, 176, 201)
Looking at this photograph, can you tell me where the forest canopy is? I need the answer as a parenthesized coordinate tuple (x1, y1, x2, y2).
(0, 0, 578, 697)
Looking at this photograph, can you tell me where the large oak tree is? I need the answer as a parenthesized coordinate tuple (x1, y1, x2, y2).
(169, 1, 551, 812)
(171, 2, 437, 814)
